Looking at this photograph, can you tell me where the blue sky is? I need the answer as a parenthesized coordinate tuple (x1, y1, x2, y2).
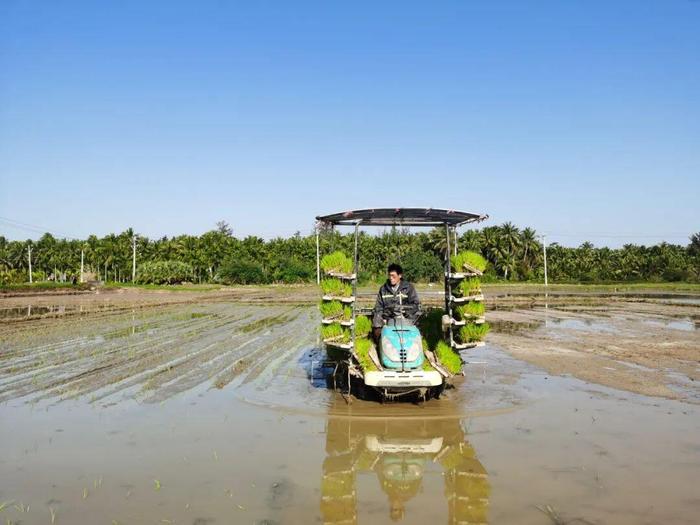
(1, 1, 698, 247)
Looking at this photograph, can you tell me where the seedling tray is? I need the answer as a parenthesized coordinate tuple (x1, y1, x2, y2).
(451, 341, 486, 350)
(322, 295, 355, 303)
(450, 294, 484, 304)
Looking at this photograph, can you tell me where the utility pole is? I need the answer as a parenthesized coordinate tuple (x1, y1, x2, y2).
(132, 234, 137, 282)
(80, 248, 84, 283)
(542, 235, 548, 287)
(27, 244, 33, 284)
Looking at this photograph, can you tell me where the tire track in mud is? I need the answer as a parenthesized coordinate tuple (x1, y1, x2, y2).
(0, 304, 314, 405)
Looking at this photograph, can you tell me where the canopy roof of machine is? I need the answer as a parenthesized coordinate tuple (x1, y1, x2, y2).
(316, 208, 488, 228)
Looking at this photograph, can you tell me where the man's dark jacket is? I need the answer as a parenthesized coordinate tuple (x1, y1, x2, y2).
(372, 279, 421, 327)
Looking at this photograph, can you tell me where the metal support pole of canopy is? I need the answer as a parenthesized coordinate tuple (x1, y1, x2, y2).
(351, 221, 360, 348)
(315, 224, 320, 285)
(444, 223, 453, 346)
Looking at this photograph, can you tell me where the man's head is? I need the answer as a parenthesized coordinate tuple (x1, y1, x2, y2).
(387, 263, 403, 286)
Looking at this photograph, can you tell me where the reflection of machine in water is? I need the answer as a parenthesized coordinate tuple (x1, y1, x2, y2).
(321, 401, 489, 524)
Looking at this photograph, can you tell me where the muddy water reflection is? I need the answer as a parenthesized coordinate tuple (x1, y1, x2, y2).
(322, 400, 489, 524)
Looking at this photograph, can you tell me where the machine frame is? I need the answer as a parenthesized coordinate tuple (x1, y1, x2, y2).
(315, 207, 488, 399)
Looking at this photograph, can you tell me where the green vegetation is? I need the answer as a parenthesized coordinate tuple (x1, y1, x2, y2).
(354, 315, 372, 337)
(457, 277, 482, 297)
(319, 301, 352, 321)
(321, 323, 350, 342)
(459, 322, 490, 342)
(135, 260, 194, 285)
(218, 258, 268, 284)
(417, 308, 444, 350)
(421, 337, 436, 371)
(320, 251, 353, 274)
(435, 340, 462, 375)
(320, 278, 352, 297)
(454, 301, 485, 320)
(355, 338, 377, 371)
(271, 258, 314, 283)
(2, 222, 698, 286)
(0, 281, 91, 292)
(451, 251, 487, 273)
(319, 300, 343, 319)
(401, 250, 443, 282)
(417, 309, 463, 375)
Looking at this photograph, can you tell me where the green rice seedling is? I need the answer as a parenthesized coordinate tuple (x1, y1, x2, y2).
(421, 337, 436, 371)
(320, 251, 353, 274)
(354, 315, 371, 337)
(454, 301, 485, 320)
(417, 308, 445, 350)
(0, 501, 13, 512)
(457, 277, 481, 297)
(319, 300, 343, 319)
(355, 338, 377, 371)
(321, 323, 350, 342)
(154, 479, 161, 491)
(459, 322, 490, 342)
(435, 340, 462, 374)
(342, 305, 353, 320)
(320, 279, 352, 297)
(321, 322, 342, 340)
(451, 251, 487, 273)
(50, 507, 56, 524)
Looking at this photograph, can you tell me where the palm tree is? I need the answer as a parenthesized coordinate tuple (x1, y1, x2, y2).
(520, 227, 539, 270)
(428, 227, 448, 257)
(499, 222, 521, 254)
(459, 229, 482, 252)
(493, 240, 516, 279)
(480, 227, 500, 266)
(689, 232, 700, 256)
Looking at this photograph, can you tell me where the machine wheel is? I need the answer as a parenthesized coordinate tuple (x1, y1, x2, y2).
(428, 383, 446, 400)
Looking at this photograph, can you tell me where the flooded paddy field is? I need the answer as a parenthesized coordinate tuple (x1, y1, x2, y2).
(1, 290, 699, 524)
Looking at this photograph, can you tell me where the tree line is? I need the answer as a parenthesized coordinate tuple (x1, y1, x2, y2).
(1, 221, 698, 285)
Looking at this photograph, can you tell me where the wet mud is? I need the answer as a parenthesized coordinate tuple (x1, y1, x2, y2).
(1, 292, 699, 524)
(487, 296, 700, 403)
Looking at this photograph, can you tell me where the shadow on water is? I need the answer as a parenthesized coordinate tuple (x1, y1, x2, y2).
(321, 397, 490, 524)
(299, 344, 336, 390)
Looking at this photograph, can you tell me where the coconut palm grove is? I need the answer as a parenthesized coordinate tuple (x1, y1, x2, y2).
(1, 222, 699, 286)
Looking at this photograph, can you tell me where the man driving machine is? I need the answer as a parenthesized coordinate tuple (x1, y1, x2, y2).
(372, 263, 422, 343)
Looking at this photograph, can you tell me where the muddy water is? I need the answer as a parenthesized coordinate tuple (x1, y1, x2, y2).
(1, 301, 699, 524)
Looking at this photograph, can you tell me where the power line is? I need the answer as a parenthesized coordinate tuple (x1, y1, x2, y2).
(545, 232, 690, 239)
(0, 216, 79, 240)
